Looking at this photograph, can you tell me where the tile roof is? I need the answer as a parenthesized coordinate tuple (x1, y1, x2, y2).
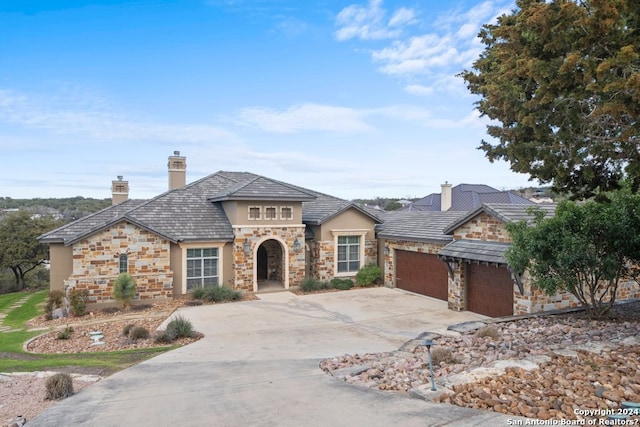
(39, 171, 380, 245)
(401, 184, 534, 212)
(439, 240, 511, 264)
(443, 203, 557, 234)
(376, 211, 466, 242)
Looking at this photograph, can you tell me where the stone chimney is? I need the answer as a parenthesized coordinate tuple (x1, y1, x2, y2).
(111, 176, 129, 205)
(441, 181, 452, 211)
(167, 150, 186, 190)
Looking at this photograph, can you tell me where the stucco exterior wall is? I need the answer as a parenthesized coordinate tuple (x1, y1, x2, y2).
(48, 243, 73, 293)
(316, 209, 376, 241)
(65, 222, 173, 303)
(222, 200, 303, 226)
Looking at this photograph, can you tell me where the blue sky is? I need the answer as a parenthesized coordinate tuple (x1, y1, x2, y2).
(0, 0, 531, 201)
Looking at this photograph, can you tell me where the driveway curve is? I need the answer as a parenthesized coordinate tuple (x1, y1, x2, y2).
(29, 288, 524, 426)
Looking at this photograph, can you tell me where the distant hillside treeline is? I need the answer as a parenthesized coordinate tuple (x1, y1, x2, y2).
(0, 197, 111, 222)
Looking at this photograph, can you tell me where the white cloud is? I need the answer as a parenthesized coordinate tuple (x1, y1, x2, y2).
(236, 103, 372, 133)
(404, 84, 433, 96)
(334, 0, 416, 41)
(0, 87, 238, 145)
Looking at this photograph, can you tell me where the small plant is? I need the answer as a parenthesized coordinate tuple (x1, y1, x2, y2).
(154, 330, 176, 344)
(166, 315, 196, 339)
(475, 325, 501, 340)
(191, 285, 241, 303)
(128, 326, 150, 340)
(300, 277, 330, 292)
(45, 290, 65, 320)
(330, 278, 354, 290)
(113, 273, 136, 309)
(69, 289, 88, 317)
(44, 372, 74, 400)
(122, 323, 135, 336)
(429, 347, 459, 365)
(56, 325, 74, 340)
(355, 264, 381, 287)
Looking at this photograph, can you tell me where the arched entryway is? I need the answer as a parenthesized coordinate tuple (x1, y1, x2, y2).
(256, 238, 286, 291)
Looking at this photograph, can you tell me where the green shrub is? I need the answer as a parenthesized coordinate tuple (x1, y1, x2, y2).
(355, 264, 381, 287)
(45, 290, 65, 320)
(113, 273, 136, 309)
(166, 315, 196, 339)
(44, 372, 74, 400)
(128, 326, 150, 340)
(122, 323, 135, 336)
(56, 325, 74, 340)
(191, 285, 241, 303)
(69, 289, 88, 317)
(300, 277, 330, 292)
(154, 330, 176, 344)
(475, 325, 501, 340)
(330, 278, 354, 290)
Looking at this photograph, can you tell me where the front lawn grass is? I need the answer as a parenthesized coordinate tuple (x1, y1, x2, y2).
(0, 290, 177, 375)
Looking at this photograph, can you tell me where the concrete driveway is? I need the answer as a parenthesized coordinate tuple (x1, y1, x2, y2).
(29, 288, 521, 426)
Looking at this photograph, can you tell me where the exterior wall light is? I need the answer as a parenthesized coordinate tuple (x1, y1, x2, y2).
(293, 236, 302, 253)
(384, 245, 390, 256)
(243, 238, 251, 256)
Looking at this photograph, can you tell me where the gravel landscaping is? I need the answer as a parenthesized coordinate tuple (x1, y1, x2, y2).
(321, 301, 640, 423)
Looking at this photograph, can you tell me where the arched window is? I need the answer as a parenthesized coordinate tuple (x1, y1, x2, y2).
(119, 253, 128, 274)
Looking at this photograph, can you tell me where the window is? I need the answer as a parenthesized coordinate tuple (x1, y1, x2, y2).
(265, 206, 277, 220)
(186, 248, 219, 290)
(119, 254, 128, 274)
(248, 206, 261, 220)
(337, 236, 360, 273)
(280, 206, 292, 220)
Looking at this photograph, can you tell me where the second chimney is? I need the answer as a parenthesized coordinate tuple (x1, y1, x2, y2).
(168, 150, 187, 190)
(111, 175, 129, 205)
(441, 181, 452, 211)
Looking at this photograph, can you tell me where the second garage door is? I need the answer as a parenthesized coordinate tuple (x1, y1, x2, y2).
(466, 263, 513, 317)
(395, 250, 448, 301)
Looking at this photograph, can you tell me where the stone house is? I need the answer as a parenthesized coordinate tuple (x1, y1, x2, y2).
(378, 203, 640, 317)
(39, 152, 381, 306)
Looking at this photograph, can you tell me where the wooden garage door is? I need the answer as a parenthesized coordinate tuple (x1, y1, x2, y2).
(395, 250, 448, 301)
(467, 263, 513, 317)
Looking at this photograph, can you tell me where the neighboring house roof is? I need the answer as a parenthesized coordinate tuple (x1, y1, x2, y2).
(402, 184, 534, 211)
(39, 171, 381, 245)
(376, 211, 466, 243)
(439, 240, 511, 265)
(443, 203, 557, 235)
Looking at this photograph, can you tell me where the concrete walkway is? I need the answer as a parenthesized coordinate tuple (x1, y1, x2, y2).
(0, 294, 32, 333)
(29, 288, 531, 426)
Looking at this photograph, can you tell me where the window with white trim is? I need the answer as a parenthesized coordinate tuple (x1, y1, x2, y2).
(265, 206, 277, 220)
(119, 254, 128, 274)
(248, 206, 261, 220)
(337, 236, 360, 273)
(186, 248, 219, 290)
(280, 206, 292, 220)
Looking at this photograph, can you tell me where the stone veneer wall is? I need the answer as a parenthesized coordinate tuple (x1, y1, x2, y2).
(452, 212, 511, 242)
(233, 226, 306, 291)
(308, 238, 377, 282)
(65, 222, 173, 303)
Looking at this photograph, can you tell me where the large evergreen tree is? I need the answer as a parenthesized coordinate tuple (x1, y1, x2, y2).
(461, 0, 640, 198)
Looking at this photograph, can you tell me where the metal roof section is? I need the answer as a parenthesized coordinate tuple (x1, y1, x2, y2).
(376, 211, 466, 242)
(439, 239, 511, 265)
(401, 184, 534, 212)
(443, 203, 557, 235)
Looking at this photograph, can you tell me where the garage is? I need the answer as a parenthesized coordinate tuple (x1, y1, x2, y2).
(395, 249, 448, 301)
(466, 263, 513, 317)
